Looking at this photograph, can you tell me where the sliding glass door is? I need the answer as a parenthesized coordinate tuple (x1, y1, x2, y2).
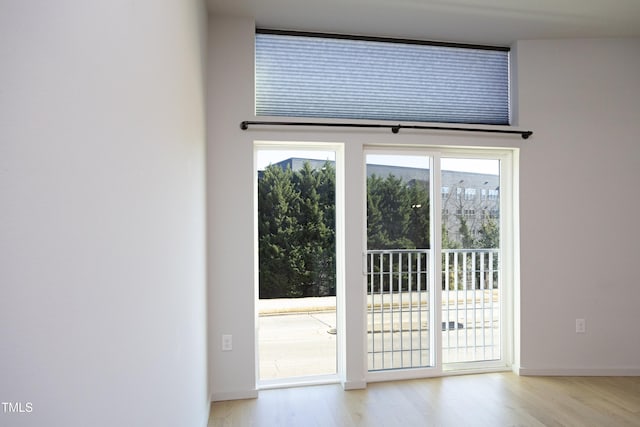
(366, 149, 512, 376)
(366, 153, 434, 371)
(441, 157, 503, 367)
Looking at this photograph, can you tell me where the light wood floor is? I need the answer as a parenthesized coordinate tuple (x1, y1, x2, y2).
(209, 373, 640, 426)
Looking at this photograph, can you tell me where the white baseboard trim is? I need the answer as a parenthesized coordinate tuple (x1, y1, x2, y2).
(211, 389, 259, 402)
(517, 366, 640, 376)
(342, 379, 366, 390)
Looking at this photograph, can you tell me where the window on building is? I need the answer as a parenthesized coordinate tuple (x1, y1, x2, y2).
(464, 188, 476, 201)
(255, 30, 510, 125)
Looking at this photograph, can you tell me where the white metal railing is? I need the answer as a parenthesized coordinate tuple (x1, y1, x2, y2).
(367, 249, 430, 371)
(367, 249, 500, 371)
(441, 249, 500, 364)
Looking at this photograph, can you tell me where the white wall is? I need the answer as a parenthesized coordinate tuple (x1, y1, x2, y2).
(515, 38, 640, 374)
(207, 16, 258, 400)
(0, 1, 209, 426)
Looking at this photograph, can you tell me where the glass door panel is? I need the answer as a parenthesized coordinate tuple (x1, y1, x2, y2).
(366, 153, 433, 371)
(441, 158, 501, 365)
(256, 147, 338, 383)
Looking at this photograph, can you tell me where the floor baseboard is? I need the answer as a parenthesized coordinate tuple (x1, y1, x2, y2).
(518, 366, 640, 376)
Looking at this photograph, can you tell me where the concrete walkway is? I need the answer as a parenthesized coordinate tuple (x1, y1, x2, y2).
(258, 296, 336, 315)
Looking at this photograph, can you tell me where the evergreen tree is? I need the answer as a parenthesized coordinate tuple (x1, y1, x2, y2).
(379, 174, 412, 248)
(317, 161, 336, 229)
(258, 161, 337, 298)
(406, 180, 430, 249)
(292, 162, 331, 297)
(366, 174, 386, 249)
(258, 165, 300, 298)
(316, 161, 336, 296)
(367, 174, 413, 249)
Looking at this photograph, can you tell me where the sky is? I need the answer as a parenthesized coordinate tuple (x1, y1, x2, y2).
(257, 149, 499, 175)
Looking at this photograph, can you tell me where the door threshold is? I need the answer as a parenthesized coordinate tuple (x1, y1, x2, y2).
(258, 374, 340, 390)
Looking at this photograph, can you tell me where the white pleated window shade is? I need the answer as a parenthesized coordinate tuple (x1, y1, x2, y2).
(255, 31, 510, 125)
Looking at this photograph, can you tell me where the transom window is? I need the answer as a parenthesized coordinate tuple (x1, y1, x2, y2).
(255, 29, 510, 125)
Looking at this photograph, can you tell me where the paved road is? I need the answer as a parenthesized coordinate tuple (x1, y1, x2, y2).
(259, 311, 338, 380)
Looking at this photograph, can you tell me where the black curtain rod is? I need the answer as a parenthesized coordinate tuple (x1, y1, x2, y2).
(256, 28, 510, 52)
(240, 120, 533, 140)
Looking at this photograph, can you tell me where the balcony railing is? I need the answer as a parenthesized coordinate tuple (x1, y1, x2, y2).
(367, 249, 500, 371)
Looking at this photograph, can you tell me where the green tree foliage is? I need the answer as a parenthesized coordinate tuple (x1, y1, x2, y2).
(477, 217, 499, 249)
(444, 216, 500, 290)
(258, 161, 497, 298)
(367, 175, 429, 250)
(258, 165, 300, 298)
(448, 216, 499, 250)
(406, 181, 430, 249)
(365, 175, 429, 293)
(442, 223, 461, 249)
(291, 162, 335, 297)
(315, 163, 337, 295)
(258, 161, 335, 299)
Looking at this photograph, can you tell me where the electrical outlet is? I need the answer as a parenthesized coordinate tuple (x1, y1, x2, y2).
(222, 334, 233, 351)
(575, 318, 586, 334)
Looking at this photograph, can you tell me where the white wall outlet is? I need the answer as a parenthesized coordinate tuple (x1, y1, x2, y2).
(222, 334, 233, 351)
(575, 318, 586, 333)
